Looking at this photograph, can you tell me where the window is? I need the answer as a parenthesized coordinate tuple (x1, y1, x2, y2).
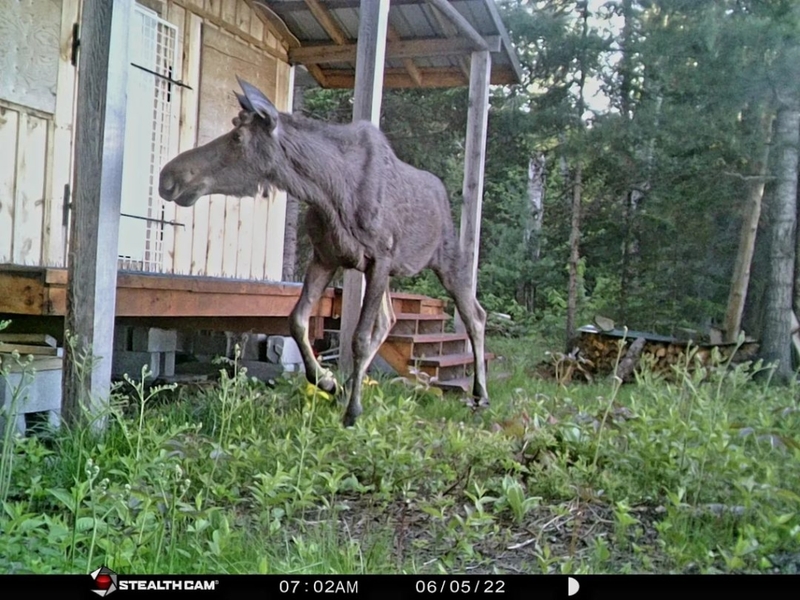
(117, 3, 178, 272)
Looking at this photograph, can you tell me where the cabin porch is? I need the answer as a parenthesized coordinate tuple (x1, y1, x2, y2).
(0, 265, 483, 395)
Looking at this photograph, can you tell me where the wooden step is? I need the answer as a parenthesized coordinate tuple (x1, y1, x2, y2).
(392, 312, 451, 335)
(386, 332, 468, 344)
(410, 352, 479, 368)
(394, 312, 450, 322)
(389, 291, 445, 306)
(433, 376, 473, 393)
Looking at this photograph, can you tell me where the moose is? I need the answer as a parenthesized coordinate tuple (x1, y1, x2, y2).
(159, 77, 489, 427)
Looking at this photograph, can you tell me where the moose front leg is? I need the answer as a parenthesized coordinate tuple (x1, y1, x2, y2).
(343, 263, 393, 427)
(289, 257, 340, 394)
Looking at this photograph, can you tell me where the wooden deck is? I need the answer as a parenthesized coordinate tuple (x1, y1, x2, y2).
(0, 265, 493, 393)
(0, 265, 336, 339)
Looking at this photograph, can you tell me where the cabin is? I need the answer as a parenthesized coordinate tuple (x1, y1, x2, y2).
(0, 0, 521, 433)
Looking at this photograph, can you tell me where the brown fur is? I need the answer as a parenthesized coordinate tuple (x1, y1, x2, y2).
(159, 78, 488, 426)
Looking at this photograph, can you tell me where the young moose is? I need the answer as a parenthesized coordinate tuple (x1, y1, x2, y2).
(159, 77, 489, 427)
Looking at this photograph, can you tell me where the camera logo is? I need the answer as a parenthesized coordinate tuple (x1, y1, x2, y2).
(90, 566, 118, 597)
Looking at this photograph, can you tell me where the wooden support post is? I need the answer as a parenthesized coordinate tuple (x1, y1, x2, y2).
(455, 50, 491, 334)
(338, 0, 389, 374)
(62, 0, 133, 429)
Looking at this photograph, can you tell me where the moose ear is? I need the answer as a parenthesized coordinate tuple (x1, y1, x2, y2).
(235, 91, 253, 113)
(237, 76, 279, 133)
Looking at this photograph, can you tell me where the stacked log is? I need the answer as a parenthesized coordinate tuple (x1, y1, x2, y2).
(573, 329, 760, 381)
(536, 323, 760, 384)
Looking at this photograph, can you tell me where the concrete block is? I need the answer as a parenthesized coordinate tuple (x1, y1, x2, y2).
(131, 328, 178, 353)
(112, 350, 161, 380)
(0, 355, 62, 436)
(266, 336, 303, 372)
(114, 325, 131, 351)
(162, 351, 176, 378)
(238, 360, 284, 382)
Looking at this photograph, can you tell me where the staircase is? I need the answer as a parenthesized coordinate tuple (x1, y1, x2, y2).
(332, 290, 492, 393)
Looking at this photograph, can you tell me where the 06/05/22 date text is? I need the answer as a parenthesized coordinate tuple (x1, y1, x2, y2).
(415, 580, 506, 594)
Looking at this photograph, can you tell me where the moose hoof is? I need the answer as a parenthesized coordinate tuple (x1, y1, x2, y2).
(316, 371, 341, 395)
(473, 396, 490, 409)
(342, 406, 362, 428)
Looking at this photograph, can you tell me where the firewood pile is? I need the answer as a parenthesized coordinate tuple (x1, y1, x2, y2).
(536, 318, 760, 384)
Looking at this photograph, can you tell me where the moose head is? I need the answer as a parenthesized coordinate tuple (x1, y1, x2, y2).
(159, 77, 283, 207)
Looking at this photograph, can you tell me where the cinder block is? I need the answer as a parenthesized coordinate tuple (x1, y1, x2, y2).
(0, 355, 63, 436)
(112, 350, 161, 380)
(266, 336, 304, 372)
(131, 328, 178, 353)
(114, 325, 131, 351)
(238, 360, 284, 381)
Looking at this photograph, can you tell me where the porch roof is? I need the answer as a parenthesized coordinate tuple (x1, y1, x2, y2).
(256, 0, 522, 88)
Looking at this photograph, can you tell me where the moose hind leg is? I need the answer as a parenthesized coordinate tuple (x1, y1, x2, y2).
(289, 257, 339, 394)
(434, 266, 489, 403)
(343, 264, 393, 427)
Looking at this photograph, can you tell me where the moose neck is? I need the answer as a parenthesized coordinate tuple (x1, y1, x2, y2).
(269, 115, 367, 215)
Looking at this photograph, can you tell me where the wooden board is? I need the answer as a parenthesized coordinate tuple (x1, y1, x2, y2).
(0, 272, 46, 314)
(12, 112, 48, 265)
(171, 8, 201, 275)
(42, 0, 80, 268)
(0, 333, 58, 347)
(0, 0, 62, 114)
(195, 25, 281, 278)
(0, 341, 60, 356)
(0, 106, 19, 262)
(197, 24, 277, 145)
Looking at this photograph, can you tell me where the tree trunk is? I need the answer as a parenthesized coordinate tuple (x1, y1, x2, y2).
(723, 111, 775, 342)
(519, 153, 546, 310)
(760, 102, 799, 382)
(566, 0, 589, 351)
(525, 153, 546, 261)
(566, 163, 582, 349)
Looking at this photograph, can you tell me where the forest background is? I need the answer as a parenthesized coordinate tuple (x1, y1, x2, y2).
(282, 0, 800, 380)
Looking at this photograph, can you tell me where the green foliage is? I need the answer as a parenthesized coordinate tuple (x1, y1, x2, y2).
(296, 1, 799, 340)
(1, 336, 799, 574)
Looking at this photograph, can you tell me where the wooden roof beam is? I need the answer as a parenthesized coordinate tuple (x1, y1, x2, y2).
(423, 0, 488, 51)
(299, 0, 425, 89)
(304, 0, 348, 44)
(289, 35, 501, 65)
(426, 2, 470, 81)
(320, 65, 518, 89)
(387, 27, 423, 87)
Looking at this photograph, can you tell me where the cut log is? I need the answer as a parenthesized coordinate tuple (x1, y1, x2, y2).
(614, 336, 646, 382)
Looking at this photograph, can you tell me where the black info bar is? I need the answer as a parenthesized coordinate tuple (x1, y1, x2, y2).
(0, 573, 795, 600)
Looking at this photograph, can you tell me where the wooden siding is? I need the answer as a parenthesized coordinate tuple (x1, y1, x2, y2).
(0, 0, 291, 281)
(155, 0, 291, 280)
(0, 0, 79, 268)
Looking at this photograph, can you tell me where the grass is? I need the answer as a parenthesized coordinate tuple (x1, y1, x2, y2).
(0, 330, 799, 575)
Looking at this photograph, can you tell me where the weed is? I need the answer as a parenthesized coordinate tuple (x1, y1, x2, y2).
(0, 333, 798, 574)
